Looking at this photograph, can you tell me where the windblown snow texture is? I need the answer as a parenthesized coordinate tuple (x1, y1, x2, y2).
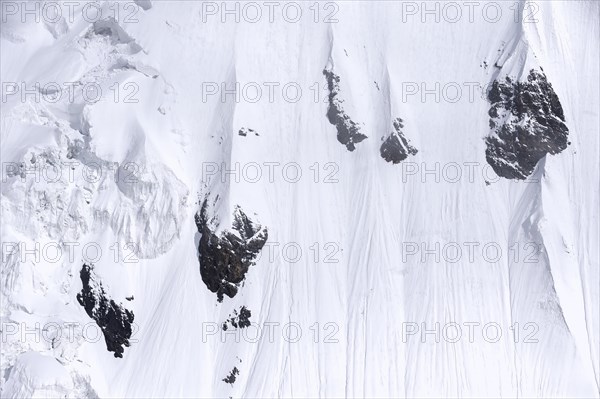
(1, 1, 599, 398)
(195, 200, 268, 302)
(485, 69, 570, 179)
(76, 264, 135, 358)
(380, 117, 418, 164)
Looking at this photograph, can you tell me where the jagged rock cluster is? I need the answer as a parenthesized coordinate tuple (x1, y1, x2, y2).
(485, 69, 570, 179)
(222, 367, 239, 385)
(380, 117, 418, 163)
(323, 68, 368, 151)
(195, 200, 268, 302)
(238, 127, 259, 137)
(222, 306, 252, 330)
(76, 264, 135, 358)
(323, 68, 417, 162)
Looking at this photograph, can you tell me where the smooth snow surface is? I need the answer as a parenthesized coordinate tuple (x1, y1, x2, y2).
(1, 1, 599, 398)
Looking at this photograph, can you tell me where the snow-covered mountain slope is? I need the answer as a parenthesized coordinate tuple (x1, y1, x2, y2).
(1, 1, 598, 397)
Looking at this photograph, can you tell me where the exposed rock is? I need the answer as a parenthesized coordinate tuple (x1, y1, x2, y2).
(76, 264, 134, 358)
(222, 306, 252, 330)
(195, 200, 268, 302)
(323, 68, 367, 151)
(134, 0, 152, 10)
(222, 367, 239, 385)
(238, 127, 258, 137)
(485, 69, 569, 179)
(380, 117, 418, 164)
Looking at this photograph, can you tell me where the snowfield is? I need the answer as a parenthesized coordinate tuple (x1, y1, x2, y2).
(1, 1, 598, 398)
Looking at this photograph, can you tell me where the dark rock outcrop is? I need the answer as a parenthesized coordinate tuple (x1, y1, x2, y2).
(380, 117, 418, 164)
(222, 306, 252, 330)
(223, 367, 239, 385)
(238, 127, 258, 137)
(485, 69, 569, 179)
(323, 68, 367, 151)
(76, 264, 134, 358)
(195, 200, 268, 302)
